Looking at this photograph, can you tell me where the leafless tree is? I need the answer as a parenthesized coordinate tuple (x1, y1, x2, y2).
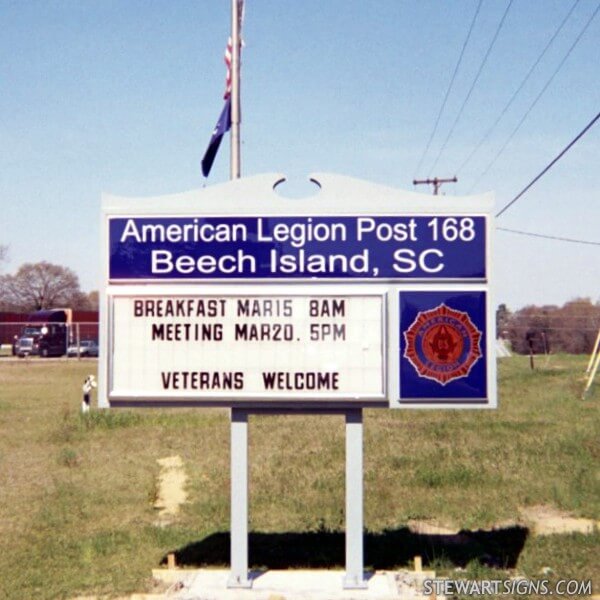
(2, 261, 83, 311)
(506, 298, 600, 354)
(0, 247, 10, 309)
(87, 290, 99, 310)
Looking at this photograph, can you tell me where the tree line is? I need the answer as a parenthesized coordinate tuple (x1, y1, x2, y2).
(0, 259, 98, 312)
(497, 298, 600, 355)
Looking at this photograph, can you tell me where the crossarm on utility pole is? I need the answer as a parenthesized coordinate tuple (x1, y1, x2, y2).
(413, 176, 457, 195)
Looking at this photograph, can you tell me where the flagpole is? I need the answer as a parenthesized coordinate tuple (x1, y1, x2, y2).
(230, 0, 241, 179)
(228, 7, 247, 586)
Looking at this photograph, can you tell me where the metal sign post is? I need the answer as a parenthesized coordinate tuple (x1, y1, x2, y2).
(228, 408, 251, 588)
(344, 408, 367, 589)
(227, 407, 366, 589)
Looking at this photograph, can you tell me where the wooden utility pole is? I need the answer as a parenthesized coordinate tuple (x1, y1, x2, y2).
(413, 176, 457, 195)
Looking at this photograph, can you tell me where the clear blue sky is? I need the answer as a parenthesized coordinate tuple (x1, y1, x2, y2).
(1, 0, 598, 310)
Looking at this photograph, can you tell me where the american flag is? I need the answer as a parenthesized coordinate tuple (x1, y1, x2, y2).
(202, 1, 243, 177)
(224, 1, 244, 99)
(223, 36, 232, 100)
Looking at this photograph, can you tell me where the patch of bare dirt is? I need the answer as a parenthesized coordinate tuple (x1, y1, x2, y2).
(407, 519, 460, 536)
(519, 505, 599, 535)
(153, 455, 188, 527)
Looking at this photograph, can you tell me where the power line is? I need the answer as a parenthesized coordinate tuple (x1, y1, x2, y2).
(428, 0, 514, 176)
(495, 109, 600, 217)
(470, 2, 600, 192)
(509, 316, 600, 320)
(455, 0, 580, 175)
(413, 0, 483, 178)
(507, 326, 599, 331)
(497, 226, 600, 246)
(511, 317, 600, 321)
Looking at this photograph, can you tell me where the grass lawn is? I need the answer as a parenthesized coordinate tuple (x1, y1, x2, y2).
(0, 355, 597, 598)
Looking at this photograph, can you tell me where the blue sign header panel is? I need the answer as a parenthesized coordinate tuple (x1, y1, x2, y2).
(399, 291, 488, 403)
(109, 216, 486, 281)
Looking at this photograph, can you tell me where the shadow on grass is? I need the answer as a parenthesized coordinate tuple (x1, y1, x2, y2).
(165, 526, 528, 570)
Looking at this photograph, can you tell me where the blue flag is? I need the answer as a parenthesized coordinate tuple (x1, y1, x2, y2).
(201, 98, 231, 177)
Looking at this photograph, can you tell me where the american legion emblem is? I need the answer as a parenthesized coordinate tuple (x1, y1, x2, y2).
(404, 303, 482, 385)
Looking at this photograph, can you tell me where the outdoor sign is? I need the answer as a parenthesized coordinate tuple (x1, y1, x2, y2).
(98, 173, 496, 409)
(399, 291, 489, 405)
(109, 290, 385, 402)
(108, 215, 486, 281)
